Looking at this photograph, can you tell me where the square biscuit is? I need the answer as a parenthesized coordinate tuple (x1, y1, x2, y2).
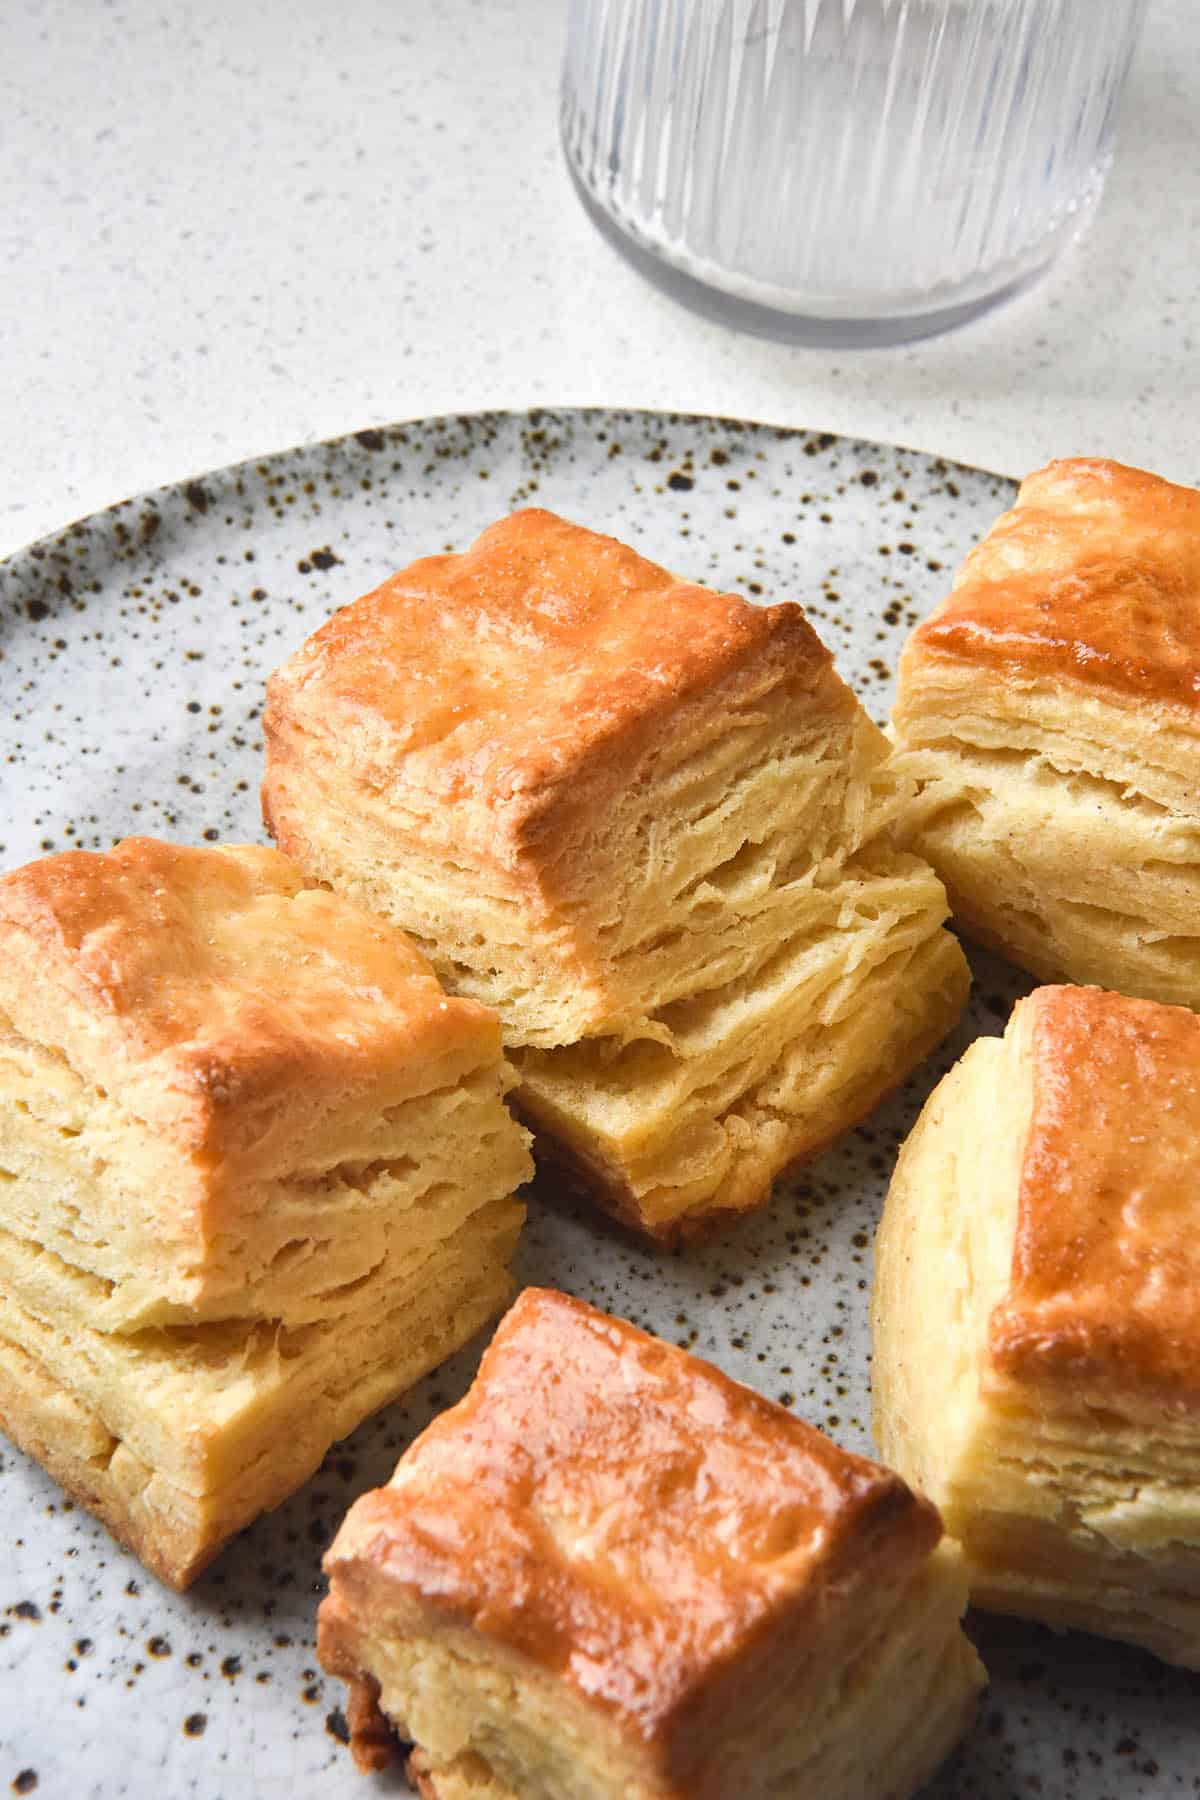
(264, 509, 967, 1239)
(891, 457, 1200, 1005)
(263, 507, 904, 1046)
(873, 983, 1200, 1667)
(0, 837, 531, 1584)
(319, 1287, 984, 1800)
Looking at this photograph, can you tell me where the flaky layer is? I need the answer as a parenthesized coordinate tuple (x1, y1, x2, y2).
(941, 1402, 1200, 1669)
(891, 654, 1200, 1003)
(0, 1018, 530, 1327)
(0, 1203, 522, 1588)
(0, 1196, 522, 1505)
(516, 852, 968, 1239)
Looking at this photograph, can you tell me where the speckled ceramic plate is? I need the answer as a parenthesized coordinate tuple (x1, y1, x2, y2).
(0, 410, 1194, 1800)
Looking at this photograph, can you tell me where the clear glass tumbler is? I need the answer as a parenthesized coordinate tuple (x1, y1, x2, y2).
(561, 0, 1148, 346)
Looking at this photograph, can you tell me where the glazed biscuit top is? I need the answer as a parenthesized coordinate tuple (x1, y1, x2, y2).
(988, 986, 1200, 1414)
(323, 1287, 940, 1745)
(266, 509, 832, 821)
(0, 837, 500, 1155)
(907, 459, 1200, 710)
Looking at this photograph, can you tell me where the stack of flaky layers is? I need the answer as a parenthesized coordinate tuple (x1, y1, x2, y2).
(263, 508, 969, 1243)
(0, 837, 531, 1587)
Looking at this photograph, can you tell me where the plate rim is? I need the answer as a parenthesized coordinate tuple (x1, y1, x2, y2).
(0, 404, 1017, 582)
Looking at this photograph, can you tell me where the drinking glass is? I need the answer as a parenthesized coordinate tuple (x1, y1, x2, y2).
(561, 0, 1148, 345)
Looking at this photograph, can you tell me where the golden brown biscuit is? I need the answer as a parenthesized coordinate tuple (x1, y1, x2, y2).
(0, 837, 531, 1584)
(891, 458, 1200, 1005)
(873, 983, 1200, 1667)
(320, 1287, 984, 1799)
(264, 510, 968, 1239)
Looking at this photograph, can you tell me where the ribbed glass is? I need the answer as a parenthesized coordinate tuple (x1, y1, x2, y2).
(562, 0, 1148, 344)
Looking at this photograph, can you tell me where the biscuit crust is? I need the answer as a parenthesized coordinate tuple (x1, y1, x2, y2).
(989, 986, 1200, 1414)
(321, 1289, 983, 1797)
(909, 458, 1200, 710)
(265, 506, 832, 867)
(0, 836, 501, 1166)
(324, 1287, 940, 1741)
(262, 508, 910, 1050)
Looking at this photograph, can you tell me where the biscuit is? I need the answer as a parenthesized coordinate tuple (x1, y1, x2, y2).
(264, 509, 968, 1239)
(319, 1287, 985, 1799)
(891, 458, 1200, 1005)
(0, 837, 531, 1584)
(873, 983, 1200, 1667)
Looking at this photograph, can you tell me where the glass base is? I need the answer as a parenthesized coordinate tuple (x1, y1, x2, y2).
(565, 154, 1094, 350)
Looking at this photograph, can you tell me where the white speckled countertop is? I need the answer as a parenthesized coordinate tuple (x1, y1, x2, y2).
(1, 0, 1197, 567)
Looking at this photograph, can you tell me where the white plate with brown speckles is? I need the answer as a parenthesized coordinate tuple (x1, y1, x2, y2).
(0, 409, 1194, 1800)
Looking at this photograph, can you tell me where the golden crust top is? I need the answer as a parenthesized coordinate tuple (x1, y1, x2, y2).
(906, 459, 1200, 710)
(264, 508, 833, 845)
(988, 985, 1200, 1414)
(321, 1287, 940, 1749)
(0, 837, 501, 1155)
